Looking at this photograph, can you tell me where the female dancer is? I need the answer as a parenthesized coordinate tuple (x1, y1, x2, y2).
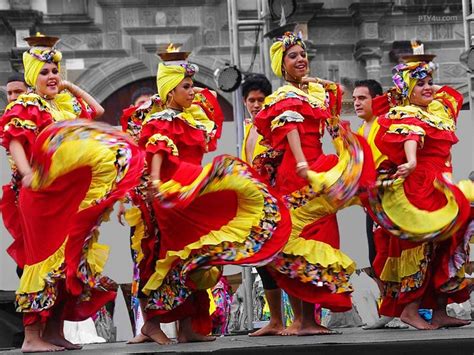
(254, 32, 374, 335)
(137, 54, 291, 343)
(0, 35, 143, 352)
(369, 58, 473, 330)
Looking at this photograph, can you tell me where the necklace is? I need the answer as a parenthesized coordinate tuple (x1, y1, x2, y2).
(286, 80, 308, 91)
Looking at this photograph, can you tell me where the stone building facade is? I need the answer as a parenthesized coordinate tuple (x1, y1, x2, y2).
(0, 0, 470, 121)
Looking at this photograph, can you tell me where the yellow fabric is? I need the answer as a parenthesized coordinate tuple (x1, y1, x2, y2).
(264, 83, 327, 110)
(433, 90, 460, 117)
(270, 41, 284, 77)
(457, 179, 474, 202)
(17, 240, 66, 294)
(32, 137, 120, 211)
(23, 46, 62, 88)
(86, 230, 110, 275)
(388, 103, 455, 132)
(304, 137, 349, 194)
(146, 133, 179, 156)
(381, 179, 459, 237)
(189, 267, 222, 290)
(208, 288, 217, 315)
(357, 121, 387, 169)
(180, 106, 216, 135)
(241, 121, 266, 163)
(380, 244, 427, 282)
(282, 136, 357, 271)
(142, 168, 267, 295)
(144, 106, 216, 142)
(6, 92, 80, 122)
(156, 63, 186, 102)
(401, 65, 418, 102)
(386, 123, 426, 137)
(125, 206, 146, 265)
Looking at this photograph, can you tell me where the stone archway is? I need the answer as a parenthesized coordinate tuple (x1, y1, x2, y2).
(75, 56, 235, 125)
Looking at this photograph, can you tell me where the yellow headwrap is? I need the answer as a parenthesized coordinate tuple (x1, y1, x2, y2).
(22, 46, 62, 88)
(156, 62, 198, 102)
(269, 32, 307, 77)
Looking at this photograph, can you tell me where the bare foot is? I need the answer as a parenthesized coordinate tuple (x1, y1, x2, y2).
(142, 321, 173, 345)
(280, 319, 301, 336)
(177, 332, 215, 343)
(431, 311, 471, 328)
(21, 338, 65, 353)
(297, 324, 336, 336)
(42, 334, 81, 350)
(400, 309, 438, 330)
(127, 333, 152, 344)
(249, 322, 284, 337)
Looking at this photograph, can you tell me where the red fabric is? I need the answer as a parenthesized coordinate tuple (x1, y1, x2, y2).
(372, 87, 471, 316)
(2, 185, 25, 267)
(197, 89, 224, 152)
(22, 280, 117, 325)
(255, 98, 329, 150)
(255, 92, 356, 308)
(146, 290, 212, 335)
(139, 117, 207, 180)
(77, 97, 96, 120)
(269, 267, 352, 312)
(17, 121, 144, 324)
(0, 103, 53, 157)
(155, 190, 238, 256)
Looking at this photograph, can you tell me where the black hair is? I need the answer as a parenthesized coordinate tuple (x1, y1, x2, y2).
(131, 87, 155, 105)
(7, 72, 26, 84)
(241, 73, 272, 99)
(354, 79, 383, 98)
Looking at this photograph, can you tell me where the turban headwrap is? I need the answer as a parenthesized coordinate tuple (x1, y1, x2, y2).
(156, 62, 198, 102)
(391, 61, 436, 102)
(22, 46, 62, 88)
(270, 31, 307, 77)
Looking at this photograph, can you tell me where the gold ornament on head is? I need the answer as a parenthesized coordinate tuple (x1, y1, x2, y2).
(157, 43, 190, 62)
(24, 32, 60, 48)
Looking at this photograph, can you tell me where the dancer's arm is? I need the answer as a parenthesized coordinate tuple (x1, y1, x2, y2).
(395, 140, 417, 178)
(60, 80, 105, 118)
(287, 129, 308, 179)
(150, 152, 164, 183)
(9, 139, 33, 187)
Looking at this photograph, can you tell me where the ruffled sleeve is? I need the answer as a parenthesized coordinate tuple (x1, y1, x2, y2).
(120, 95, 164, 143)
(255, 85, 331, 150)
(0, 95, 53, 156)
(139, 115, 180, 171)
(323, 82, 343, 117)
(191, 89, 224, 152)
(77, 97, 96, 119)
(430, 86, 463, 122)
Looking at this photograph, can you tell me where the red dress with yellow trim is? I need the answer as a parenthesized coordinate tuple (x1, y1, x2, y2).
(369, 86, 473, 316)
(1, 93, 143, 325)
(138, 89, 291, 334)
(1, 92, 95, 267)
(120, 94, 164, 299)
(254, 83, 375, 312)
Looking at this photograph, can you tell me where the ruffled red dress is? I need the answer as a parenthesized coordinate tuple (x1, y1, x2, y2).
(0, 93, 143, 325)
(138, 89, 291, 334)
(369, 86, 473, 316)
(120, 95, 164, 299)
(254, 83, 375, 312)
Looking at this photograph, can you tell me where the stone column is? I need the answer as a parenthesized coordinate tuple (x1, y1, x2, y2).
(350, 2, 391, 82)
